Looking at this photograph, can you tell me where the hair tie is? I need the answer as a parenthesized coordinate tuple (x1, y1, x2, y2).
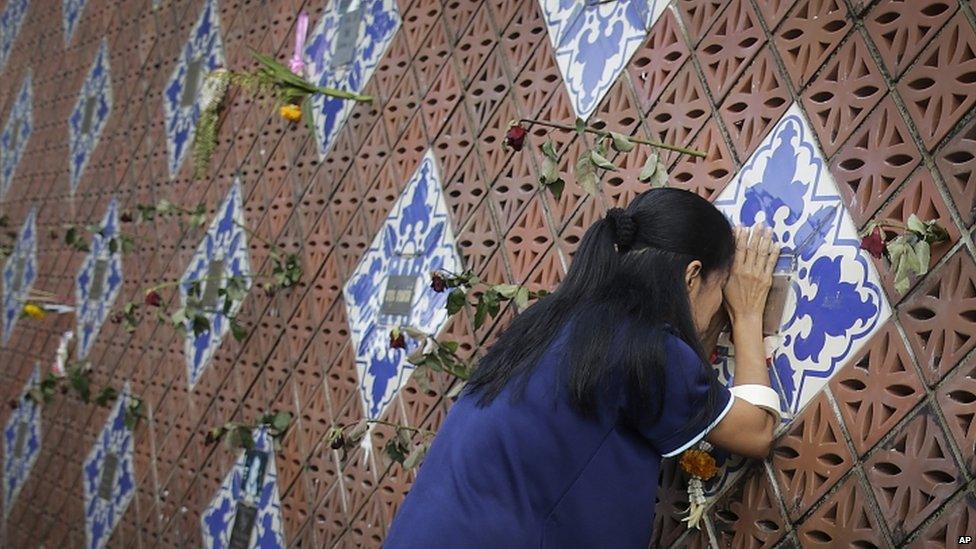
(606, 207, 637, 250)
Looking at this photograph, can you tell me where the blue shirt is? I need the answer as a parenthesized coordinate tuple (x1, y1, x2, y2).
(384, 324, 734, 548)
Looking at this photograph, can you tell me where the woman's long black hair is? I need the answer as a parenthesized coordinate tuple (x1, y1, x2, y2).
(464, 187, 736, 430)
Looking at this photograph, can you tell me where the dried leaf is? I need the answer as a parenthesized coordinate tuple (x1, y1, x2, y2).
(576, 152, 600, 196)
(609, 131, 635, 153)
(648, 161, 668, 188)
(638, 150, 660, 182)
(589, 148, 617, 171)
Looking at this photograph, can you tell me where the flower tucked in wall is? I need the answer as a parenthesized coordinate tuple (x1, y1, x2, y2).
(859, 214, 950, 294)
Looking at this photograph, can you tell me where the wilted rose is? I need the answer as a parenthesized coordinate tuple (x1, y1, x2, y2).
(430, 272, 447, 293)
(503, 122, 528, 152)
(144, 290, 163, 307)
(860, 226, 885, 260)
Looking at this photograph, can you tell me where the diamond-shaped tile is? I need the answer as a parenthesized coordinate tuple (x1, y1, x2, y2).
(75, 199, 124, 360)
(1, 209, 37, 344)
(180, 179, 252, 388)
(83, 386, 137, 549)
(539, 0, 668, 120)
(63, 0, 89, 45)
(796, 472, 886, 547)
(69, 40, 113, 193)
(201, 428, 286, 548)
(709, 466, 788, 548)
(0, 71, 32, 198)
(163, 0, 224, 178)
(343, 150, 462, 420)
(3, 365, 42, 516)
(713, 104, 891, 415)
(936, 360, 976, 472)
(0, 0, 28, 73)
(305, 0, 402, 159)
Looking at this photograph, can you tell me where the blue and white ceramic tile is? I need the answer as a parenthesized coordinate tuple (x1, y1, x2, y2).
(75, 199, 123, 360)
(0, 0, 29, 74)
(1, 209, 36, 344)
(304, 0, 400, 159)
(180, 179, 251, 388)
(82, 385, 135, 549)
(539, 0, 666, 120)
(69, 40, 112, 193)
(712, 104, 891, 417)
(63, 0, 88, 45)
(163, 0, 224, 178)
(344, 150, 462, 420)
(0, 71, 32, 199)
(200, 428, 285, 548)
(3, 364, 41, 517)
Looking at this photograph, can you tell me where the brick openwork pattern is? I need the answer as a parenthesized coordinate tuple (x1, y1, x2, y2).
(1, 0, 975, 547)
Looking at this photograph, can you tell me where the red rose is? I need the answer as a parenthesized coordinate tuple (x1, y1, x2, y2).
(144, 290, 163, 307)
(504, 123, 528, 152)
(120, 211, 134, 223)
(390, 329, 406, 349)
(860, 226, 885, 259)
(430, 272, 446, 293)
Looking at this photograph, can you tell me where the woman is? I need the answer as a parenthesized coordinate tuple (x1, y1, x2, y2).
(385, 188, 781, 548)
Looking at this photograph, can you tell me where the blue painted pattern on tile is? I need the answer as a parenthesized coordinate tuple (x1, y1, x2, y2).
(75, 199, 124, 359)
(0, 0, 29, 74)
(304, 0, 400, 160)
(163, 0, 224, 178)
(201, 428, 285, 548)
(180, 179, 251, 388)
(712, 103, 890, 417)
(83, 385, 136, 549)
(3, 365, 42, 516)
(63, 0, 88, 44)
(344, 150, 462, 419)
(0, 71, 32, 199)
(1, 209, 36, 344)
(69, 40, 112, 193)
(539, 0, 666, 120)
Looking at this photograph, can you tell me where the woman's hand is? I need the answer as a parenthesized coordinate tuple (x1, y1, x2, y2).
(723, 224, 779, 324)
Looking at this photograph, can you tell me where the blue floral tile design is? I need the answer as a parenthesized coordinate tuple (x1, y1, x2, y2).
(539, 0, 666, 120)
(75, 199, 123, 360)
(3, 364, 41, 516)
(163, 0, 224, 178)
(712, 104, 891, 417)
(1, 208, 36, 344)
(0, 0, 29, 74)
(304, 0, 400, 159)
(344, 150, 462, 420)
(0, 71, 32, 199)
(82, 385, 135, 549)
(69, 40, 112, 193)
(180, 179, 251, 388)
(62, 0, 88, 45)
(200, 428, 285, 548)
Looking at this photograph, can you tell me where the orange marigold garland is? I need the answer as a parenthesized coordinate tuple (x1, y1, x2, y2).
(679, 442, 718, 529)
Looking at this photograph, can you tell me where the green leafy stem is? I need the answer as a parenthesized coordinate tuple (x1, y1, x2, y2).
(22, 364, 145, 430)
(205, 410, 294, 452)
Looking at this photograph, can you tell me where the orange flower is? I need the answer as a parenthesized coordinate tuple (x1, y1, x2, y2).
(280, 104, 302, 123)
(22, 303, 45, 320)
(679, 448, 717, 480)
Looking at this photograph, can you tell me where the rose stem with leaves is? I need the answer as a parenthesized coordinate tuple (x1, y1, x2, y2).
(519, 118, 708, 158)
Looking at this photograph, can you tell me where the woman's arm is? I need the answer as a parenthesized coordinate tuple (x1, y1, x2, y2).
(706, 225, 779, 459)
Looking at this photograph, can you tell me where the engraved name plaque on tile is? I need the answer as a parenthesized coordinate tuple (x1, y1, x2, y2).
(380, 275, 416, 316)
(9, 118, 20, 150)
(332, 0, 364, 67)
(200, 258, 225, 309)
(81, 96, 97, 134)
(11, 256, 25, 292)
(763, 253, 796, 337)
(97, 452, 119, 500)
(89, 257, 109, 301)
(13, 419, 27, 459)
(227, 502, 258, 549)
(182, 58, 204, 107)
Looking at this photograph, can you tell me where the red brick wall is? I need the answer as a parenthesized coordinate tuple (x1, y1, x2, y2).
(0, 0, 975, 547)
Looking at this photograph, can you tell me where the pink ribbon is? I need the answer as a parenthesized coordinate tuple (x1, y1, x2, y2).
(289, 11, 309, 76)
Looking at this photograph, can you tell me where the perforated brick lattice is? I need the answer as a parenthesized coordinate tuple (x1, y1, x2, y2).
(1, 1, 976, 547)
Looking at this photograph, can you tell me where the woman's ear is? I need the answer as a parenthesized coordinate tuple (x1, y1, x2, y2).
(685, 260, 702, 289)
